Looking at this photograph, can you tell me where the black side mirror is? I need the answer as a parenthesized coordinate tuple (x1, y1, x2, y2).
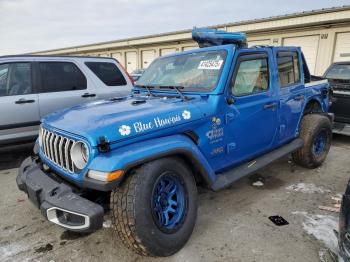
(226, 97, 235, 105)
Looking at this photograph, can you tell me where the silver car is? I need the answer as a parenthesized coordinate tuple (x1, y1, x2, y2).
(0, 56, 133, 147)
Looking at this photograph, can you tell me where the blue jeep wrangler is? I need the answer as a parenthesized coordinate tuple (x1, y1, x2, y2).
(17, 28, 333, 257)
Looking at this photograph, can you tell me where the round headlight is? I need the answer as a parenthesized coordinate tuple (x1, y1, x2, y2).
(71, 141, 89, 170)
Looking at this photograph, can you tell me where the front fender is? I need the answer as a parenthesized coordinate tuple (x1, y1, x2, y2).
(88, 134, 216, 186)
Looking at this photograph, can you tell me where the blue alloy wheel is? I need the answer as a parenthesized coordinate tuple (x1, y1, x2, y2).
(312, 130, 327, 156)
(152, 173, 186, 233)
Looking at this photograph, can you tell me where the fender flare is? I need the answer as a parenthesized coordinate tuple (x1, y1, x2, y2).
(88, 134, 216, 187)
(295, 95, 328, 136)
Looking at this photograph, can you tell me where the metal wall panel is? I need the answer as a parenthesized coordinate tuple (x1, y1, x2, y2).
(333, 32, 350, 62)
(125, 51, 137, 73)
(160, 48, 177, 56)
(283, 35, 320, 74)
(141, 49, 156, 68)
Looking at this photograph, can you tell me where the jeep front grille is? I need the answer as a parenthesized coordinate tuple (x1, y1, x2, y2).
(41, 128, 75, 173)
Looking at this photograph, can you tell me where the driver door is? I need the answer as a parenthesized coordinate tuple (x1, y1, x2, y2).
(225, 52, 278, 166)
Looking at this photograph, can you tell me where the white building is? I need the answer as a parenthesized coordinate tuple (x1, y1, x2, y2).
(33, 6, 350, 76)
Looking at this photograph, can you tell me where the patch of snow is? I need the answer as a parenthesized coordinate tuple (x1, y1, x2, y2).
(286, 183, 330, 194)
(0, 243, 30, 261)
(103, 219, 112, 228)
(252, 181, 264, 187)
(292, 211, 344, 262)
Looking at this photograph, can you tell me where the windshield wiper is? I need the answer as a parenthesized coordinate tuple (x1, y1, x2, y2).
(136, 85, 155, 97)
(158, 85, 189, 101)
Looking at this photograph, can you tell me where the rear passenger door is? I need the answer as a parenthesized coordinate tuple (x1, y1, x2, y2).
(37, 61, 94, 118)
(84, 61, 131, 99)
(0, 62, 40, 144)
(277, 51, 305, 143)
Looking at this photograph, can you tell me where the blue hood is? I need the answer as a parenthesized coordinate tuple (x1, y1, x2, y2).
(42, 96, 204, 147)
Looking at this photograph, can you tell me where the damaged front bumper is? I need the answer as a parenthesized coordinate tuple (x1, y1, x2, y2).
(16, 157, 104, 233)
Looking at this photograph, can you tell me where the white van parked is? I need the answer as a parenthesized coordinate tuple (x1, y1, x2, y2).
(0, 56, 133, 147)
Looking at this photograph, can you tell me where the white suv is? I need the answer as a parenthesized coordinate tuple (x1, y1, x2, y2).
(0, 56, 133, 147)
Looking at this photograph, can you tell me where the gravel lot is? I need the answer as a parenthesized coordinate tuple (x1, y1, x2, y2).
(0, 135, 349, 262)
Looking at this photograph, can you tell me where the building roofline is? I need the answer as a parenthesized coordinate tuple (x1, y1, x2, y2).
(31, 5, 350, 54)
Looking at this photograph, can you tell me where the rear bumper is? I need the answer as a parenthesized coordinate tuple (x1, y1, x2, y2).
(16, 157, 104, 233)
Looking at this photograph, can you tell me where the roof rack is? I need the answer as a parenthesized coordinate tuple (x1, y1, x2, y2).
(192, 28, 247, 48)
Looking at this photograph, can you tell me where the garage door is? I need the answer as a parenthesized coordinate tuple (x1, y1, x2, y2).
(283, 35, 320, 74)
(111, 52, 123, 65)
(125, 51, 137, 73)
(183, 45, 197, 51)
(141, 50, 156, 68)
(99, 53, 110, 58)
(160, 48, 177, 56)
(333, 32, 350, 62)
(248, 39, 270, 48)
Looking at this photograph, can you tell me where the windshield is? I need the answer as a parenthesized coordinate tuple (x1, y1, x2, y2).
(325, 64, 350, 80)
(136, 50, 227, 91)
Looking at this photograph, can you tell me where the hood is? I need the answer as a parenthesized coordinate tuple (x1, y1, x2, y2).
(42, 96, 204, 147)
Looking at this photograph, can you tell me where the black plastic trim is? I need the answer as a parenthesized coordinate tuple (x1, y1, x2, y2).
(16, 157, 104, 233)
(0, 121, 40, 131)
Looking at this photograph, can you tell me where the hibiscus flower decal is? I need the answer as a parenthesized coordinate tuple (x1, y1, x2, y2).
(119, 125, 131, 136)
(182, 110, 191, 120)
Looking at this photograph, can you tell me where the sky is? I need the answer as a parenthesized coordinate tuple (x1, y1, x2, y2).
(0, 0, 349, 55)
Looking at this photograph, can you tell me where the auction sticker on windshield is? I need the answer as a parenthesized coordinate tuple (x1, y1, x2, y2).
(198, 60, 223, 70)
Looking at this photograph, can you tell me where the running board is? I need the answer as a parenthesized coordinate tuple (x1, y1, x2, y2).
(211, 138, 304, 191)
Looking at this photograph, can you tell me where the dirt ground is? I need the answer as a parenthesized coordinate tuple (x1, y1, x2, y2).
(0, 135, 349, 262)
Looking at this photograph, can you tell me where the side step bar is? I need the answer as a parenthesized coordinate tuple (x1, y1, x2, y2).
(211, 138, 304, 191)
(333, 122, 350, 136)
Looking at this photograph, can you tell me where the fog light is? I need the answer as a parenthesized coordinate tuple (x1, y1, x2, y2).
(87, 170, 124, 182)
(46, 207, 89, 230)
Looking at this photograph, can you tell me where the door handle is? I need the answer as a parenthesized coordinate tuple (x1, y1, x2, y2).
(263, 102, 277, 110)
(15, 99, 35, 104)
(81, 93, 96, 98)
(294, 94, 304, 101)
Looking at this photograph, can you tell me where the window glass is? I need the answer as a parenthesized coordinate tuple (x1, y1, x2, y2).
(325, 64, 350, 80)
(0, 64, 9, 96)
(293, 53, 300, 82)
(231, 58, 269, 96)
(85, 62, 127, 86)
(0, 63, 32, 97)
(137, 50, 227, 91)
(39, 62, 87, 92)
(277, 52, 300, 87)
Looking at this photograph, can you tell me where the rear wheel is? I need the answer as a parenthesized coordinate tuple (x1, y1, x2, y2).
(292, 114, 332, 168)
(110, 157, 197, 257)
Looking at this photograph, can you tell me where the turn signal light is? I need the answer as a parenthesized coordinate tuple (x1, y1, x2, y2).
(88, 170, 124, 182)
(106, 170, 124, 182)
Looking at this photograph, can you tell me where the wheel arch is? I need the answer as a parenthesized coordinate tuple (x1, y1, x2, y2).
(88, 134, 216, 189)
(122, 149, 213, 187)
(303, 98, 324, 115)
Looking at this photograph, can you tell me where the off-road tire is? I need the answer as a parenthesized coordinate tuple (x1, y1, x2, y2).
(292, 114, 332, 168)
(110, 157, 198, 257)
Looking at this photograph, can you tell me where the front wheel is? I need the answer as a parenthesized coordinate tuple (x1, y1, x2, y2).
(110, 157, 198, 257)
(292, 114, 332, 168)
